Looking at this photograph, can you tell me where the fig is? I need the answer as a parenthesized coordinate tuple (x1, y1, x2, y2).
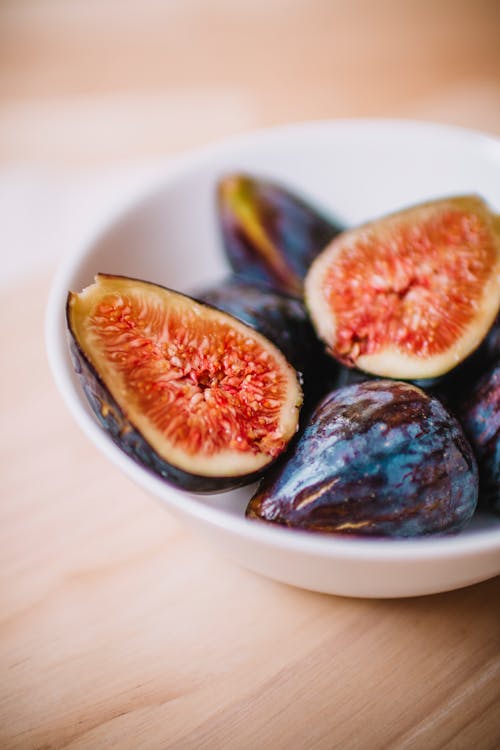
(305, 196, 500, 380)
(246, 381, 478, 537)
(67, 274, 303, 492)
(195, 276, 338, 409)
(456, 359, 500, 513)
(218, 173, 341, 297)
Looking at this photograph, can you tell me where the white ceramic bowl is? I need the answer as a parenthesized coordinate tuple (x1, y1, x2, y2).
(46, 119, 500, 598)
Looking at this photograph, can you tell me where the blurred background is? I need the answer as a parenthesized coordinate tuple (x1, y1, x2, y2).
(1, 0, 499, 287)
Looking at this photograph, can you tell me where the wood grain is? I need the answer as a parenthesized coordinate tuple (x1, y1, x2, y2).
(1, 272, 500, 749)
(1, 1, 500, 747)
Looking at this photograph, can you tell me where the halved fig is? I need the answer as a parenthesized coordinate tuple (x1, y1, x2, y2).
(247, 381, 478, 537)
(305, 196, 500, 379)
(218, 173, 340, 297)
(67, 274, 302, 492)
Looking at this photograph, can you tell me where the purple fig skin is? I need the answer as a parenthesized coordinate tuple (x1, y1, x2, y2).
(456, 360, 500, 513)
(247, 381, 479, 537)
(218, 174, 341, 297)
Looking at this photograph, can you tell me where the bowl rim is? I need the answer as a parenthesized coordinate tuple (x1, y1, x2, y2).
(45, 116, 500, 565)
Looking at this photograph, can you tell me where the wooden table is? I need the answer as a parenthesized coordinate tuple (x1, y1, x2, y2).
(1, 2, 500, 748)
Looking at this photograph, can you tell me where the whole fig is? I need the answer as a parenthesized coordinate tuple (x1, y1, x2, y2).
(247, 381, 478, 536)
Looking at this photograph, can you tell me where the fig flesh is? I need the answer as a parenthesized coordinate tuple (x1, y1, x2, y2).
(195, 276, 338, 410)
(305, 196, 500, 380)
(67, 274, 303, 492)
(218, 174, 340, 297)
(246, 381, 478, 537)
(457, 360, 500, 513)
(195, 276, 317, 372)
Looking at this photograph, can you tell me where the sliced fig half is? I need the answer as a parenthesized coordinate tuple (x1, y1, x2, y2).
(218, 173, 340, 297)
(67, 274, 303, 492)
(305, 196, 500, 379)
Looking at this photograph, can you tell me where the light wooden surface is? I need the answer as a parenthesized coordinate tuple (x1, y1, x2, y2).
(1, 2, 500, 748)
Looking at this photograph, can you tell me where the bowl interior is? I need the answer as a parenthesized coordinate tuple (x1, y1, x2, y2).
(47, 119, 500, 565)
